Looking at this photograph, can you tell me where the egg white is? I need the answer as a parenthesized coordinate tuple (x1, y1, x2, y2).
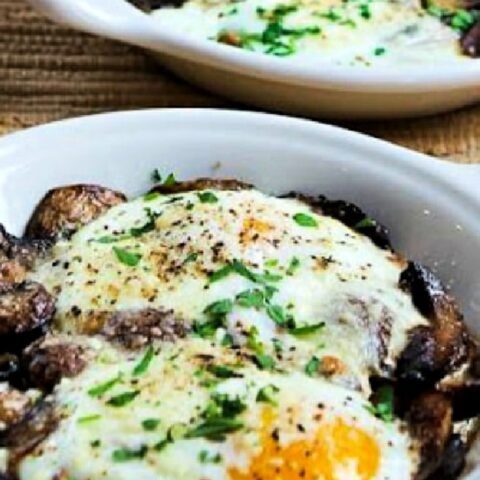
(18, 337, 419, 480)
(29, 188, 427, 396)
(150, 0, 467, 66)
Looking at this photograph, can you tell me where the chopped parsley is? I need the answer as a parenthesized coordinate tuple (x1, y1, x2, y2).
(87, 374, 122, 397)
(143, 191, 160, 202)
(112, 246, 142, 267)
(289, 321, 325, 337)
(183, 252, 199, 264)
(286, 256, 300, 275)
(198, 450, 222, 464)
(256, 384, 280, 405)
(359, 4, 371, 19)
(305, 356, 320, 376)
(207, 364, 243, 379)
(254, 354, 276, 370)
(366, 385, 395, 422)
(374, 47, 386, 56)
(133, 345, 155, 376)
(197, 191, 219, 203)
(235, 289, 265, 308)
(142, 418, 161, 431)
(112, 445, 148, 462)
(293, 212, 318, 227)
(78, 414, 101, 424)
(186, 417, 244, 440)
(107, 390, 140, 407)
(354, 217, 377, 229)
(204, 299, 234, 316)
(95, 234, 130, 244)
(266, 304, 294, 328)
(151, 170, 176, 186)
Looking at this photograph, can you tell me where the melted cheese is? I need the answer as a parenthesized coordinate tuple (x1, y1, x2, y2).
(18, 337, 419, 480)
(149, 0, 469, 66)
(29, 189, 427, 395)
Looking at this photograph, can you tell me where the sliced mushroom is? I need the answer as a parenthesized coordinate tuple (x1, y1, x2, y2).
(22, 337, 87, 392)
(0, 225, 51, 290)
(286, 193, 392, 249)
(25, 185, 127, 240)
(396, 262, 475, 385)
(150, 178, 253, 195)
(100, 308, 190, 349)
(128, 0, 184, 10)
(461, 21, 480, 58)
(426, 434, 466, 480)
(0, 282, 55, 354)
(406, 391, 453, 479)
(0, 386, 33, 431)
(0, 399, 58, 476)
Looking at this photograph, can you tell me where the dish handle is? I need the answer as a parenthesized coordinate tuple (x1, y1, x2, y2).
(28, 0, 160, 46)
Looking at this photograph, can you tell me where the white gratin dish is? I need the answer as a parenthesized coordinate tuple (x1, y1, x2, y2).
(0, 108, 480, 476)
(29, 0, 480, 120)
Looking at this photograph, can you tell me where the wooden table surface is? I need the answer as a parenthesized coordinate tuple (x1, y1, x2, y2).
(1, 0, 479, 164)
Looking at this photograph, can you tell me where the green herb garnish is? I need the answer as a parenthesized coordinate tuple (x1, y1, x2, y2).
(254, 354, 276, 370)
(286, 256, 300, 275)
(366, 385, 395, 422)
(87, 374, 122, 397)
(186, 418, 244, 440)
(197, 191, 219, 203)
(207, 364, 242, 379)
(256, 384, 280, 405)
(199, 450, 222, 464)
(235, 289, 265, 308)
(142, 418, 161, 431)
(204, 299, 234, 316)
(113, 246, 142, 267)
(107, 390, 140, 407)
(354, 217, 377, 229)
(112, 445, 148, 462)
(133, 346, 155, 376)
(78, 414, 101, 424)
(305, 356, 320, 376)
(293, 213, 318, 227)
(289, 321, 325, 337)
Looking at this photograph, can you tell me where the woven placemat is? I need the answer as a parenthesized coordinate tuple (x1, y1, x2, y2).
(1, 0, 479, 163)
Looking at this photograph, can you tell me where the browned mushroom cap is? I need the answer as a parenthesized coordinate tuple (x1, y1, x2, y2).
(0, 387, 33, 431)
(150, 178, 253, 195)
(128, 0, 184, 10)
(406, 391, 453, 479)
(461, 21, 480, 58)
(425, 434, 466, 480)
(0, 225, 51, 290)
(0, 282, 55, 354)
(25, 185, 127, 240)
(286, 193, 392, 250)
(0, 399, 58, 476)
(396, 262, 475, 386)
(100, 308, 190, 349)
(22, 336, 87, 392)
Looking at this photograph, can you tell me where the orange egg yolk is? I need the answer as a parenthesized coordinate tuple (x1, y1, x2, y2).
(229, 409, 380, 480)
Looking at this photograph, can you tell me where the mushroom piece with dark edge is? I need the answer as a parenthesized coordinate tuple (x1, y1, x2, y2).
(22, 336, 88, 392)
(25, 185, 127, 240)
(396, 262, 476, 386)
(0, 399, 58, 477)
(150, 177, 253, 195)
(462, 21, 480, 58)
(0, 282, 55, 354)
(0, 225, 51, 290)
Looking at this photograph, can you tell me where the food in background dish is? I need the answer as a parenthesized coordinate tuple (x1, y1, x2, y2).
(132, 0, 480, 65)
(0, 176, 479, 480)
